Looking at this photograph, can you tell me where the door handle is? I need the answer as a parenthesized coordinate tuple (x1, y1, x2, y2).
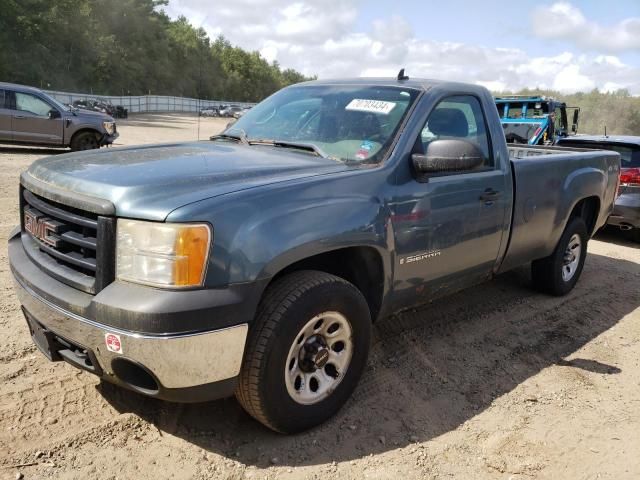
(13, 115, 26, 119)
(479, 189, 502, 202)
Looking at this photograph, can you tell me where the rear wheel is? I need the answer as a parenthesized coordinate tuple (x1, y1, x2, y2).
(531, 216, 588, 296)
(236, 271, 371, 433)
(70, 131, 99, 151)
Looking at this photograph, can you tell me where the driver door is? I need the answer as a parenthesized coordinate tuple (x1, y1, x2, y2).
(391, 95, 509, 306)
(8, 91, 63, 145)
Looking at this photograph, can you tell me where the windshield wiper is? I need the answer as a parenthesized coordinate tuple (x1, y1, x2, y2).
(210, 128, 249, 145)
(249, 139, 329, 158)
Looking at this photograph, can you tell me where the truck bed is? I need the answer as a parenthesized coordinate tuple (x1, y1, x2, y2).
(508, 144, 593, 159)
(499, 145, 620, 272)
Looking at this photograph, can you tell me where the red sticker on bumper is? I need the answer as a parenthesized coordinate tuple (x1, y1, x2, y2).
(105, 333, 123, 354)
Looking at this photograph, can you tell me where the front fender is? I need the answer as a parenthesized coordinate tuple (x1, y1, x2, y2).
(166, 169, 394, 289)
(230, 194, 390, 283)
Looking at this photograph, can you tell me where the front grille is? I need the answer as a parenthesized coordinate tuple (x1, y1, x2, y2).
(21, 188, 115, 294)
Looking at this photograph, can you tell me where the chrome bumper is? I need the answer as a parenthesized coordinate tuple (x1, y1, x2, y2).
(14, 274, 248, 390)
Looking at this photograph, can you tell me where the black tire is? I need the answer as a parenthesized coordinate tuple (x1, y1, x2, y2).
(70, 131, 99, 151)
(632, 228, 640, 244)
(236, 270, 371, 433)
(531, 216, 588, 296)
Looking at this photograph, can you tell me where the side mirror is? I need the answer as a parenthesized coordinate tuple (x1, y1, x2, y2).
(412, 139, 485, 177)
(48, 109, 61, 119)
(571, 109, 579, 134)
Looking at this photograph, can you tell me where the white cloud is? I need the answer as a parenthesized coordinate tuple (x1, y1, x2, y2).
(552, 64, 595, 92)
(164, 0, 640, 94)
(532, 2, 640, 52)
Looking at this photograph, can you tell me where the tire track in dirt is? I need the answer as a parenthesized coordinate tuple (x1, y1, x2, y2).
(0, 373, 119, 458)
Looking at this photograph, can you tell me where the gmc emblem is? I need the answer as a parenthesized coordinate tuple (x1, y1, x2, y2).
(24, 209, 61, 248)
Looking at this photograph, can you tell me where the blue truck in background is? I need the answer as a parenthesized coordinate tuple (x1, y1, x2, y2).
(495, 95, 580, 145)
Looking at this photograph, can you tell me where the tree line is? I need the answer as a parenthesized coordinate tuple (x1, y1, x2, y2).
(1, 0, 637, 132)
(495, 88, 640, 136)
(0, 0, 313, 102)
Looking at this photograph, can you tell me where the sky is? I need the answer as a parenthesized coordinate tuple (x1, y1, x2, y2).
(165, 0, 640, 94)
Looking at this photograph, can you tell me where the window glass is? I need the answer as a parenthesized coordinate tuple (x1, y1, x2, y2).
(228, 85, 420, 163)
(560, 142, 640, 168)
(506, 103, 523, 118)
(523, 101, 549, 118)
(0, 90, 5, 109)
(420, 95, 493, 168)
(15, 92, 52, 116)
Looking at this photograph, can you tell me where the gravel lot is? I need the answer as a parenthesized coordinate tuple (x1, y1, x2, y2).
(1, 114, 639, 480)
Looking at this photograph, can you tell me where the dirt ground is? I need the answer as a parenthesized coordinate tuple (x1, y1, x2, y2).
(1, 114, 639, 480)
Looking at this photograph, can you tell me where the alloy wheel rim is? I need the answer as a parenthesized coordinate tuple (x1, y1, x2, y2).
(284, 311, 353, 405)
(562, 233, 582, 281)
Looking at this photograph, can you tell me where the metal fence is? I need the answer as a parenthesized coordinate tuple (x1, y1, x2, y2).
(43, 90, 254, 113)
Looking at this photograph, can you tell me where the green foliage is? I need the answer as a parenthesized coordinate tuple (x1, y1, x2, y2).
(495, 87, 640, 136)
(0, 0, 313, 101)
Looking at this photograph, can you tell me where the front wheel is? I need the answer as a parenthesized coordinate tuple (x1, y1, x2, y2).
(531, 216, 588, 296)
(236, 271, 371, 433)
(70, 131, 99, 151)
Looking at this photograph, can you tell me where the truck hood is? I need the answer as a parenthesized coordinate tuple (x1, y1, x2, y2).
(71, 108, 115, 122)
(25, 141, 351, 220)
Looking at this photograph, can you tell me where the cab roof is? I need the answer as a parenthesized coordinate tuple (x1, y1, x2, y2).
(296, 77, 489, 94)
(0, 81, 45, 94)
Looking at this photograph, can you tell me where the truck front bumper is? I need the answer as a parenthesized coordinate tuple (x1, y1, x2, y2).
(100, 131, 119, 146)
(9, 229, 251, 403)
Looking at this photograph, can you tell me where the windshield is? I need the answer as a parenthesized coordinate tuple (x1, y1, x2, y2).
(561, 142, 640, 168)
(221, 85, 420, 163)
(502, 122, 542, 144)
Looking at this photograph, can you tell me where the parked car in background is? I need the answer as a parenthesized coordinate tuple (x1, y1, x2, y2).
(72, 99, 128, 119)
(557, 135, 640, 242)
(219, 105, 243, 117)
(232, 106, 251, 119)
(9, 76, 619, 433)
(199, 107, 219, 117)
(73, 99, 113, 115)
(0, 82, 118, 150)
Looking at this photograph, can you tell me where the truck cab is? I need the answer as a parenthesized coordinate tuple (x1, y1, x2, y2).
(495, 95, 580, 145)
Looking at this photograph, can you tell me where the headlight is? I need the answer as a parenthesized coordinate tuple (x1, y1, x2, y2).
(103, 121, 116, 135)
(116, 220, 211, 288)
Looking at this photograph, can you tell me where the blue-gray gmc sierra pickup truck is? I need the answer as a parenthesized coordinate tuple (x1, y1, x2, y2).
(9, 76, 619, 433)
